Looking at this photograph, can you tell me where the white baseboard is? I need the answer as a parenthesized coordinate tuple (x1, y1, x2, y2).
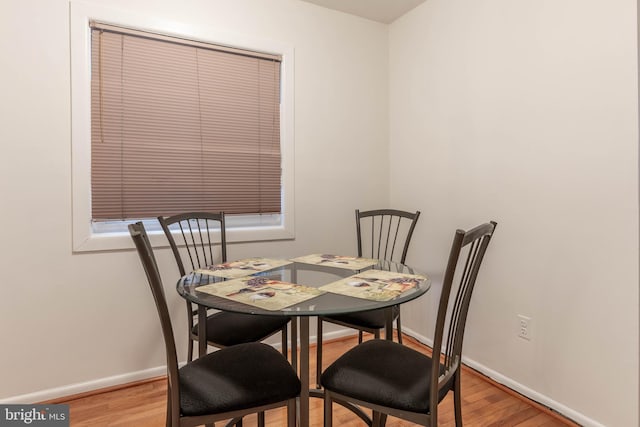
(311, 327, 357, 344)
(402, 326, 604, 427)
(0, 366, 167, 404)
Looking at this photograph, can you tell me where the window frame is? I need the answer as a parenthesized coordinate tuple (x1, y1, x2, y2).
(70, 2, 295, 252)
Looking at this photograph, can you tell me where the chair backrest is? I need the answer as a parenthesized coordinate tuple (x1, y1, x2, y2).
(158, 212, 227, 276)
(430, 221, 497, 416)
(129, 222, 181, 422)
(355, 209, 421, 264)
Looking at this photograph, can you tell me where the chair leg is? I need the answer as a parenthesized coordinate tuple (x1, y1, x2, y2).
(373, 411, 387, 427)
(373, 329, 380, 339)
(165, 389, 171, 427)
(257, 411, 265, 427)
(281, 324, 288, 360)
(187, 337, 194, 362)
(372, 411, 382, 427)
(358, 330, 363, 343)
(379, 413, 388, 427)
(287, 399, 296, 427)
(453, 370, 463, 427)
(324, 391, 333, 427)
(396, 309, 403, 344)
(316, 319, 323, 388)
(291, 320, 298, 375)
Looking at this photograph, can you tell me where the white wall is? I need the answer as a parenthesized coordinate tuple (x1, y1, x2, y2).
(390, 1, 639, 426)
(0, 0, 389, 400)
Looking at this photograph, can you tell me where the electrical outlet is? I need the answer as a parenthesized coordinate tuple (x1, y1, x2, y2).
(517, 315, 532, 340)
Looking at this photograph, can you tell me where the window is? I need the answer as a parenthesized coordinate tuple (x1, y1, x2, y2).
(71, 2, 294, 251)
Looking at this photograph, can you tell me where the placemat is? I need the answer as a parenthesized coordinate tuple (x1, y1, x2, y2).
(195, 257, 292, 279)
(290, 254, 378, 270)
(196, 276, 324, 311)
(319, 269, 427, 301)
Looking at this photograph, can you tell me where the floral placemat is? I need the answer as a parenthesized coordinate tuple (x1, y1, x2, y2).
(290, 254, 378, 270)
(195, 258, 292, 279)
(319, 269, 427, 301)
(196, 276, 324, 311)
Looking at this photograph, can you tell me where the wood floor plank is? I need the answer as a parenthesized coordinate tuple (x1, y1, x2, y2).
(55, 335, 578, 426)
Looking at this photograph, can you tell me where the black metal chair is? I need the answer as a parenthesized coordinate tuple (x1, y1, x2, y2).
(129, 222, 300, 427)
(316, 209, 420, 387)
(321, 221, 497, 427)
(158, 212, 290, 361)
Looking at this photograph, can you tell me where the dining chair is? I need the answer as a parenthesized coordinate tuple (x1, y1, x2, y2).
(158, 212, 290, 361)
(316, 209, 420, 387)
(129, 222, 300, 427)
(321, 221, 497, 427)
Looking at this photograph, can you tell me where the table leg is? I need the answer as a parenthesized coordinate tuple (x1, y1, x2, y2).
(299, 317, 309, 427)
(198, 305, 207, 357)
(385, 307, 394, 341)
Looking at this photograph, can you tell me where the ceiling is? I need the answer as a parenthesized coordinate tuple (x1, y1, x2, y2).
(298, 0, 427, 24)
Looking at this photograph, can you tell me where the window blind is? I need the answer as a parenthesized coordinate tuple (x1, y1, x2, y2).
(90, 23, 282, 221)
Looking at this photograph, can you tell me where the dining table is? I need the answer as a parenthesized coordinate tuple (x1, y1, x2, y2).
(176, 255, 431, 427)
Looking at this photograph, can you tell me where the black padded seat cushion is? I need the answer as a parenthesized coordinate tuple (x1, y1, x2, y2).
(179, 342, 301, 416)
(323, 306, 399, 330)
(321, 340, 451, 413)
(193, 312, 290, 347)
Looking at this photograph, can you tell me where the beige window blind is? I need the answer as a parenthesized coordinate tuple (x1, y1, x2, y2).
(90, 22, 282, 221)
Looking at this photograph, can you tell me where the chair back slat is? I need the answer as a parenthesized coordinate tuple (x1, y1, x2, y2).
(430, 221, 497, 413)
(128, 222, 181, 424)
(444, 238, 480, 369)
(356, 209, 420, 264)
(388, 215, 402, 261)
(158, 212, 227, 276)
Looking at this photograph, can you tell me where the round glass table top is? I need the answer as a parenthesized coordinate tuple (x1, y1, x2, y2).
(177, 258, 431, 317)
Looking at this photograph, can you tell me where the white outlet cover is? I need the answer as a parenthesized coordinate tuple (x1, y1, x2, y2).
(518, 315, 532, 340)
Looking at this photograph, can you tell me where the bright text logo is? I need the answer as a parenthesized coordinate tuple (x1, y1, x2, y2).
(0, 405, 68, 426)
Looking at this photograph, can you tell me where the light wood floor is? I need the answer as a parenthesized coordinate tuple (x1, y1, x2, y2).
(51, 335, 578, 426)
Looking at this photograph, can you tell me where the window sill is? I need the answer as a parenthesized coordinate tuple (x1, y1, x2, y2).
(73, 222, 294, 253)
